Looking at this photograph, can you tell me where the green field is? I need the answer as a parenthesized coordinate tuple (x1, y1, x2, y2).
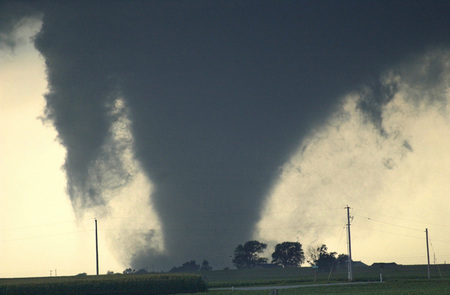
(208, 279, 450, 295)
(201, 264, 450, 295)
(202, 263, 450, 288)
(0, 273, 206, 295)
(0, 264, 448, 295)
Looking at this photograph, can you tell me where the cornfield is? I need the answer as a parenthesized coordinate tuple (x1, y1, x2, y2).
(0, 273, 206, 295)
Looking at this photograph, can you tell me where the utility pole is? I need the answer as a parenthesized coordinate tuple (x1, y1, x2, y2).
(346, 206, 353, 281)
(95, 219, 99, 276)
(426, 228, 430, 279)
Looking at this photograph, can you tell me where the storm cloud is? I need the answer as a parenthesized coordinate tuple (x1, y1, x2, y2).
(2, 1, 450, 269)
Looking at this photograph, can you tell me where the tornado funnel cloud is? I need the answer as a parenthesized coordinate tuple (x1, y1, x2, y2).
(12, 1, 450, 270)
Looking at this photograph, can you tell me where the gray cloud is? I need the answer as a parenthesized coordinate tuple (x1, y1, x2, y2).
(0, 1, 41, 50)
(2, 0, 450, 270)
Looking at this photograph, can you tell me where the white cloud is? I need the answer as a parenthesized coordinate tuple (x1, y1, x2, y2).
(256, 50, 450, 265)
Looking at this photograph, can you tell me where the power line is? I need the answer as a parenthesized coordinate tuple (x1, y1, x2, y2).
(352, 209, 450, 228)
(427, 238, 450, 244)
(352, 212, 450, 244)
(352, 213, 424, 232)
(255, 224, 344, 230)
(0, 229, 93, 243)
(351, 224, 423, 240)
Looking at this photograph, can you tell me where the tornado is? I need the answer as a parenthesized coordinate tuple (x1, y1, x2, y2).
(2, 0, 449, 270)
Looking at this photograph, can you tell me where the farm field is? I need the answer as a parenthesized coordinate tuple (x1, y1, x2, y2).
(206, 279, 450, 295)
(201, 263, 450, 288)
(200, 264, 450, 295)
(0, 264, 448, 294)
(0, 273, 206, 295)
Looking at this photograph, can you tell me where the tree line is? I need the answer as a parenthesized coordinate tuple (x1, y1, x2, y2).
(166, 240, 348, 273)
(232, 240, 348, 272)
(118, 240, 349, 274)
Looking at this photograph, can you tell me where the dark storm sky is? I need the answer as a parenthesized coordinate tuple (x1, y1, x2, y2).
(1, 0, 450, 269)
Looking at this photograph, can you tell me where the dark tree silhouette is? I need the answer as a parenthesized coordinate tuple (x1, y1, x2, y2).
(271, 241, 305, 267)
(232, 240, 268, 268)
(123, 268, 135, 274)
(170, 260, 200, 272)
(307, 244, 337, 272)
(307, 245, 349, 272)
(337, 253, 349, 268)
(200, 260, 213, 271)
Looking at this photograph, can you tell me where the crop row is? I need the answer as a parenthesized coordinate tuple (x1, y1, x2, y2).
(0, 273, 206, 295)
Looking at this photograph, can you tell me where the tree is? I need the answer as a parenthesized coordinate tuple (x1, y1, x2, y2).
(307, 244, 337, 272)
(307, 244, 349, 272)
(232, 240, 268, 268)
(271, 242, 305, 267)
(123, 268, 136, 274)
(170, 260, 200, 273)
(200, 260, 213, 271)
(135, 268, 149, 274)
(337, 254, 349, 268)
(123, 268, 149, 274)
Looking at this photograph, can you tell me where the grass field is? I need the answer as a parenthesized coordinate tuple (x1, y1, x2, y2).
(199, 264, 450, 295)
(207, 279, 450, 295)
(0, 264, 448, 294)
(201, 263, 450, 288)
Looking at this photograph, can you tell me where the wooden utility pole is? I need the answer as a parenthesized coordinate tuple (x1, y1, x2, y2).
(426, 228, 430, 279)
(346, 206, 353, 281)
(95, 219, 99, 276)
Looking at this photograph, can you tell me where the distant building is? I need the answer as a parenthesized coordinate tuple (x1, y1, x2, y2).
(371, 262, 398, 268)
(352, 261, 368, 267)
